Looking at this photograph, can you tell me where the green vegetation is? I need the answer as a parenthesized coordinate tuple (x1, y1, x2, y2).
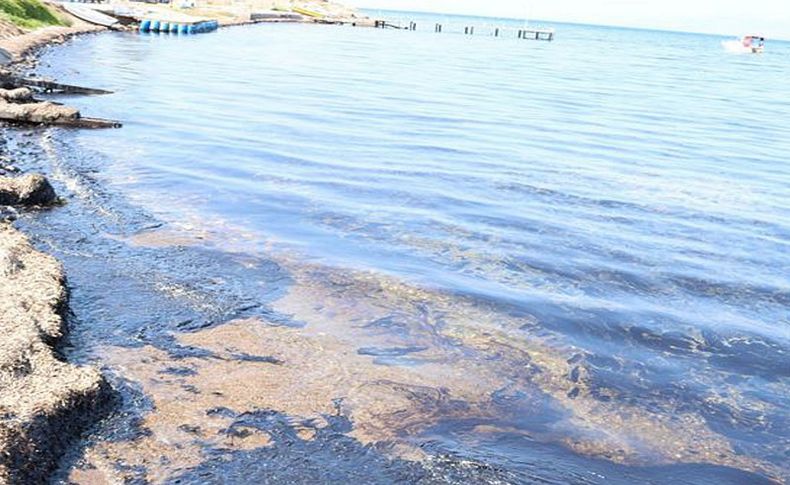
(0, 0, 66, 29)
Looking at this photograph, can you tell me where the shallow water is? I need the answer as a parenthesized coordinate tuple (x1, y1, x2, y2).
(21, 13, 790, 483)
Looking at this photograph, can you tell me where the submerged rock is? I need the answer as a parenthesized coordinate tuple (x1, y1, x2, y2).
(0, 224, 110, 483)
(0, 173, 57, 206)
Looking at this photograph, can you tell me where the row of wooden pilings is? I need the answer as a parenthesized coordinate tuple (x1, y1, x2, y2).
(373, 20, 554, 41)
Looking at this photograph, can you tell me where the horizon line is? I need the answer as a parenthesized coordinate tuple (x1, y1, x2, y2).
(358, 7, 790, 41)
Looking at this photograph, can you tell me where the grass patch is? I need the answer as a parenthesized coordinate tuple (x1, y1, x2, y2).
(0, 0, 66, 29)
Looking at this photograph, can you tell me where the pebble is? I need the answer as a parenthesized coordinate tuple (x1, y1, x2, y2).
(0, 205, 18, 222)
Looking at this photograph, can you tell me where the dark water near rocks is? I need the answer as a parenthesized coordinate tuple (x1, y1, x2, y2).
(13, 14, 790, 484)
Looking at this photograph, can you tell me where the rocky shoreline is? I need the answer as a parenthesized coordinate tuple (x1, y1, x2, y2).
(0, 174, 111, 484)
(0, 14, 114, 484)
(0, 220, 111, 484)
(0, 4, 370, 481)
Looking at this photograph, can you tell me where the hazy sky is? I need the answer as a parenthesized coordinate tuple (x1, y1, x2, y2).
(344, 0, 790, 39)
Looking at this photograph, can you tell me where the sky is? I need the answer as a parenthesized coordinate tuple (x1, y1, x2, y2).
(344, 0, 790, 39)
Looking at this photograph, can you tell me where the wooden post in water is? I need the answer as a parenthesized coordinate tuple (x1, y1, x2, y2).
(494, 28, 499, 37)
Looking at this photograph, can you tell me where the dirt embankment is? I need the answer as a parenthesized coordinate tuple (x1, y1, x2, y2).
(0, 174, 110, 484)
(0, 3, 104, 64)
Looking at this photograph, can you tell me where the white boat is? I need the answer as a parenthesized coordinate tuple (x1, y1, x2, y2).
(723, 35, 765, 54)
(743, 35, 766, 53)
(61, 3, 119, 28)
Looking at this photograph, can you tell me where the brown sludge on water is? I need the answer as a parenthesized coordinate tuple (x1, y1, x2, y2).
(72, 249, 784, 483)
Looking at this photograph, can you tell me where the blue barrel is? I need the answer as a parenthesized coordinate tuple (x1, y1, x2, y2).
(140, 19, 151, 33)
(180, 24, 189, 34)
(187, 24, 196, 34)
(151, 20, 160, 32)
(160, 22, 170, 33)
(170, 23, 179, 33)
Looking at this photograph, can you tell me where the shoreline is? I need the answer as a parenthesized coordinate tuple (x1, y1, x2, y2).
(0, 221, 111, 484)
(0, 23, 104, 64)
(2, 8, 787, 485)
(0, 6, 368, 482)
(0, 5, 106, 65)
(0, 10, 117, 483)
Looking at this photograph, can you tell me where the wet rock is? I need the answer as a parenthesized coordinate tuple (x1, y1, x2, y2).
(0, 99, 79, 124)
(0, 206, 16, 222)
(0, 88, 33, 103)
(0, 224, 110, 484)
(0, 173, 57, 206)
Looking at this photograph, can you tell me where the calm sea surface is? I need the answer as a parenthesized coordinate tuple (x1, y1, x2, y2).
(32, 13, 789, 483)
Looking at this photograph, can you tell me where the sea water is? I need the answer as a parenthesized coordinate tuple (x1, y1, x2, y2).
(31, 14, 790, 483)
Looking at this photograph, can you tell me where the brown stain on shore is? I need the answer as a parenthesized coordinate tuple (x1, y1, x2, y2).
(83, 316, 502, 481)
(113, 220, 271, 253)
(71, 259, 786, 483)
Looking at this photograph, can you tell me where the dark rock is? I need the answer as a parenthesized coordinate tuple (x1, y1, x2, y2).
(0, 173, 57, 206)
(0, 206, 17, 222)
